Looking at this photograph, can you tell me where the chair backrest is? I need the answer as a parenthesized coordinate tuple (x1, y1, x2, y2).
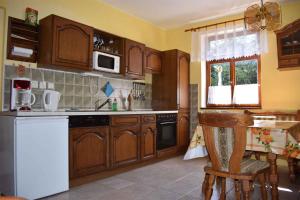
(199, 112, 253, 173)
(245, 110, 300, 121)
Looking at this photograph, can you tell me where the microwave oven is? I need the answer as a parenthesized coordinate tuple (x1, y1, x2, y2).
(93, 51, 120, 73)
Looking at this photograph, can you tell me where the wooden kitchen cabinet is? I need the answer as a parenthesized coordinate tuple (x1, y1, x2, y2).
(177, 111, 190, 152)
(69, 126, 109, 179)
(122, 39, 145, 79)
(144, 47, 162, 74)
(276, 19, 300, 69)
(178, 52, 190, 111)
(152, 49, 190, 110)
(38, 15, 93, 71)
(110, 125, 140, 167)
(141, 115, 157, 160)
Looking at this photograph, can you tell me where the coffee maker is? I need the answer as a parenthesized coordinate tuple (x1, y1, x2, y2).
(10, 78, 36, 111)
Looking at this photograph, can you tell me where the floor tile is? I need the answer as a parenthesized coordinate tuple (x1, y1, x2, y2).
(43, 156, 300, 200)
(98, 177, 134, 189)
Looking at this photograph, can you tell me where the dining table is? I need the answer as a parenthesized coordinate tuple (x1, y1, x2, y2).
(184, 119, 300, 200)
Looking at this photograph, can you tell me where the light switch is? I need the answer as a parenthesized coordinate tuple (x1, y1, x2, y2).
(31, 80, 39, 88)
(39, 81, 47, 89)
(47, 82, 54, 89)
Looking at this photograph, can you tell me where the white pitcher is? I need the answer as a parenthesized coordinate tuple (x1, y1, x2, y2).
(43, 90, 61, 112)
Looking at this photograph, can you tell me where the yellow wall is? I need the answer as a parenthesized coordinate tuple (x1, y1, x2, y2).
(1, 0, 167, 69)
(1, 0, 300, 111)
(0, 5, 5, 108)
(166, 1, 300, 111)
(0, 0, 167, 109)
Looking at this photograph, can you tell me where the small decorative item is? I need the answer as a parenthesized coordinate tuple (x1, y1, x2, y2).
(101, 81, 114, 97)
(25, 7, 38, 26)
(16, 64, 26, 77)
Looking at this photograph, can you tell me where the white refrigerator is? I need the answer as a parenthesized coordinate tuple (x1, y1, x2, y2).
(0, 116, 69, 200)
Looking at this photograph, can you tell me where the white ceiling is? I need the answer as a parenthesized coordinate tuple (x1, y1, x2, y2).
(101, 0, 290, 29)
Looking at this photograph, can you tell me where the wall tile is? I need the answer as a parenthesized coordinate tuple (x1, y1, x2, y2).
(55, 71, 64, 84)
(3, 65, 152, 111)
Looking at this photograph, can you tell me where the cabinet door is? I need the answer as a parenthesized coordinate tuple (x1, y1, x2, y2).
(145, 47, 162, 74)
(141, 123, 157, 160)
(124, 39, 145, 79)
(69, 127, 109, 179)
(53, 16, 93, 70)
(111, 125, 140, 167)
(177, 111, 190, 152)
(178, 52, 190, 110)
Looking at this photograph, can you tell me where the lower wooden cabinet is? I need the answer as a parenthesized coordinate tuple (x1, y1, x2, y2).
(177, 111, 190, 152)
(69, 115, 158, 181)
(69, 126, 109, 179)
(141, 123, 157, 160)
(110, 125, 140, 167)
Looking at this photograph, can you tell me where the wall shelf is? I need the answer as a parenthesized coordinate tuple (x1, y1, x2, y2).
(276, 18, 300, 69)
(7, 16, 39, 63)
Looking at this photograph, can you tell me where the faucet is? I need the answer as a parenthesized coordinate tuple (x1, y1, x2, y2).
(95, 98, 111, 111)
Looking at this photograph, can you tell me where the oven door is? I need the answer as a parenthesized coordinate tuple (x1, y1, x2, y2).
(156, 121, 177, 150)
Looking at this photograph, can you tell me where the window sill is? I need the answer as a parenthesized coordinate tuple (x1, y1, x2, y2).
(201, 106, 262, 110)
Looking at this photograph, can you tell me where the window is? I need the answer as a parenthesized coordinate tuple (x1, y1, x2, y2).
(191, 22, 267, 109)
(206, 55, 261, 108)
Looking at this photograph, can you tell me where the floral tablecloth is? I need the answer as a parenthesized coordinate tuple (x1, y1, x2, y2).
(184, 120, 300, 160)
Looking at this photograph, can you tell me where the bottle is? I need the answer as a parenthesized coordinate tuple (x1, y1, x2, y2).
(127, 90, 132, 111)
(112, 98, 118, 111)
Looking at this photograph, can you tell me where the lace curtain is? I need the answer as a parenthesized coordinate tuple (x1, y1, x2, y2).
(190, 22, 268, 62)
(233, 84, 259, 104)
(207, 86, 231, 105)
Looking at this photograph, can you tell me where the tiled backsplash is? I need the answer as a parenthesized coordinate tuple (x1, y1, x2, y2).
(3, 65, 152, 111)
(190, 84, 198, 137)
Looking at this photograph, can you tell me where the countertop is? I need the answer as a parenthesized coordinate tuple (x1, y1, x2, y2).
(0, 109, 178, 117)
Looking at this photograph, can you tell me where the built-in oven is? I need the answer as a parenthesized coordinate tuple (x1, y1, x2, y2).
(156, 113, 177, 150)
(93, 51, 120, 73)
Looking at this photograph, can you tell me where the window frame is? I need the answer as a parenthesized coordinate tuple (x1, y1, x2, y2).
(205, 55, 261, 109)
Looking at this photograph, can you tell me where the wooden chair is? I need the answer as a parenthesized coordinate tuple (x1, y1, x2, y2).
(199, 112, 270, 200)
(245, 109, 300, 182)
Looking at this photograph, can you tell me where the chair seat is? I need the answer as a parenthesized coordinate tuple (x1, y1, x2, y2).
(241, 159, 270, 174)
(207, 158, 270, 174)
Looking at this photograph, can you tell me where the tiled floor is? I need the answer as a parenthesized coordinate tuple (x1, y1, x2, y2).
(44, 156, 300, 200)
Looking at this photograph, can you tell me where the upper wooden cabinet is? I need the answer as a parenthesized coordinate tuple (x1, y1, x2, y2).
(178, 53, 190, 110)
(69, 126, 109, 179)
(38, 15, 93, 71)
(152, 49, 190, 110)
(122, 39, 145, 79)
(276, 19, 300, 69)
(144, 47, 162, 74)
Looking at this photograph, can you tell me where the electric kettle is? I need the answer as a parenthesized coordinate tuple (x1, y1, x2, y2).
(42, 90, 61, 112)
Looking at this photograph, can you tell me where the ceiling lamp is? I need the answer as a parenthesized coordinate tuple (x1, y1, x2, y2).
(244, 0, 281, 31)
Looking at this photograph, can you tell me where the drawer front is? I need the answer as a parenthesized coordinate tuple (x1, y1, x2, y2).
(111, 115, 140, 126)
(142, 115, 156, 124)
(279, 58, 299, 66)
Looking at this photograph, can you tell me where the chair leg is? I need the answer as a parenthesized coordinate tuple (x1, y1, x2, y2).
(242, 180, 251, 200)
(205, 174, 215, 200)
(258, 173, 268, 200)
(287, 157, 296, 182)
(255, 152, 261, 160)
(219, 178, 226, 200)
(234, 180, 241, 200)
(202, 173, 209, 194)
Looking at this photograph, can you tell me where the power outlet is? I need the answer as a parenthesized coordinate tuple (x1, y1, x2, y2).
(47, 82, 54, 89)
(39, 81, 47, 89)
(31, 80, 39, 88)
